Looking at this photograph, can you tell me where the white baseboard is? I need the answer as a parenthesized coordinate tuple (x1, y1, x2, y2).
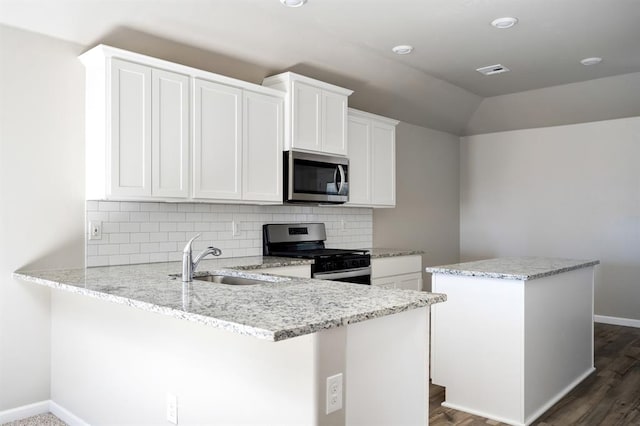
(440, 401, 524, 426)
(524, 367, 595, 425)
(49, 401, 89, 426)
(0, 400, 88, 425)
(594, 315, 640, 328)
(0, 400, 49, 424)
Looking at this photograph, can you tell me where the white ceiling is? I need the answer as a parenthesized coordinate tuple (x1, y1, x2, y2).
(1, 0, 639, 134)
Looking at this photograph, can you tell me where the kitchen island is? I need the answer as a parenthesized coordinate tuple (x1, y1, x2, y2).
(427, 257, 598, 426)
(15, 256, 445, 425)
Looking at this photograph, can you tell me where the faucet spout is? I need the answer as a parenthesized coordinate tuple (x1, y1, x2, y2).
(182, 234, 222, 282)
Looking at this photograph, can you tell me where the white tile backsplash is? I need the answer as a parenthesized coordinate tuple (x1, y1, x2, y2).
(86, 201, 373, 267)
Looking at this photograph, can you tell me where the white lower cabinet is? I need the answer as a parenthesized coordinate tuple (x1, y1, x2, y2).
(81, 45, 284, 204)
(372, 255, 423, 291)
(347, 108, 398, 207)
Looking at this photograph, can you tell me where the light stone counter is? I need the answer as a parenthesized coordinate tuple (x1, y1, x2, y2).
(362, 248, 425, 258)
(426, 256, 599, 281)
(14, 256, 445, 342)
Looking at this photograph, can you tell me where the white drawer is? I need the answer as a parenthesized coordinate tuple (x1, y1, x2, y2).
(372, 255, 422, 278)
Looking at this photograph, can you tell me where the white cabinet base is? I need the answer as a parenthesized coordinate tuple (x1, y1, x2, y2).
(372, 255, 423, 291)
(431, 267, 595, 426)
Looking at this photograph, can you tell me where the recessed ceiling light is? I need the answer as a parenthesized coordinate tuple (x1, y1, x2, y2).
(491, 17, 519, 29)
(392, 45, 414, 55)
(580, 57, 603, 66)
(280, 0, 306, 7)
(476, 64, 511, 76)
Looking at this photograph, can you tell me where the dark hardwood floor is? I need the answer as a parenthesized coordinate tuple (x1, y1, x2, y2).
(429, 323, 640, 425)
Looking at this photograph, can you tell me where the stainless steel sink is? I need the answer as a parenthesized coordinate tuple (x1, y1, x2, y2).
(193, 274, 267, 286)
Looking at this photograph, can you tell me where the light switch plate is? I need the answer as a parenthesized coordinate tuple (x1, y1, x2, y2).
(89, 221, 102, 240)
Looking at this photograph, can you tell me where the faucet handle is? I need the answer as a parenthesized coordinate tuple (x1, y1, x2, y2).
(184, 234, 201, 253)
(207, 246, 222, 257)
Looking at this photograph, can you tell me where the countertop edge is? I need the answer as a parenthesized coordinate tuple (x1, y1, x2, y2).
(425, 259, 600, 281)
(363, 248, 425, 259)
(14, 271, 280, 340)
(13, 271, 447, 341)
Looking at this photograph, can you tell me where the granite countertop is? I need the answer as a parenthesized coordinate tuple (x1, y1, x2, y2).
(362, 248, 424, 258)
(425, 257, 600, 281)
(14, 256, 445, 342)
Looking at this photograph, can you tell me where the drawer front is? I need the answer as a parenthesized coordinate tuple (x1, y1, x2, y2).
(372, 255, 422, 278)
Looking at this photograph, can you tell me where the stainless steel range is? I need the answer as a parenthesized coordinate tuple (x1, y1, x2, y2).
(263, 223, 371, 284)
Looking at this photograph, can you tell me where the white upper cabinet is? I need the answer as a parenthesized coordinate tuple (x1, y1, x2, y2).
(109, 58, 152, 198)
(262, 72, 352, 156)
(292, 81, 322, 152)
(371, 123, 396, 206)
(242, 90, 283, 203)
(346, 108, 399, 208)
(80, 45, 284, 204)
(192, 78, 242, 201)
(347, 115, 371, 205)
(152, 68, 190, 198)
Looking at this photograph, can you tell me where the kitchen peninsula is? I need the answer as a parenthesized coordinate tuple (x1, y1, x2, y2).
(15, 256, 445, 425)
(428, 257, 599, 426)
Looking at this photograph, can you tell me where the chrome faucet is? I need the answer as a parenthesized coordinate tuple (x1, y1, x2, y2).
(182, 234, 222, 282)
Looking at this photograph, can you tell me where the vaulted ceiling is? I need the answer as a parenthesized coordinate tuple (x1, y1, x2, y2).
(1, 0, 639, 134)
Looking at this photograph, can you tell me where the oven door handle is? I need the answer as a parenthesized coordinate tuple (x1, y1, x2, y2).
(314, 266, 371, 280)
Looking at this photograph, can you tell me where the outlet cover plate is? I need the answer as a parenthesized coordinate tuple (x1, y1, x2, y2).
(326, 373, 343, 414)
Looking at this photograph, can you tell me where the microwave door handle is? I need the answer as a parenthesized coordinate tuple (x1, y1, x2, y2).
(337, 165, 345, 194)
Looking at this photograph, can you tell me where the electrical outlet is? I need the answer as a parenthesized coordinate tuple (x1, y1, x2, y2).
(89, 221, 102, 240)
(340, 219, 346, 232)
(166, 393, 178, 424)
(232, 220, 241, 237)
(326, 373, 343, 414)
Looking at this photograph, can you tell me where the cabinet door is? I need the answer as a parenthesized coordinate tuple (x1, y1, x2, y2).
(110, 58, 152, 197)
(371, 123, 396, 206)
(291, 80, 322, 152)
(242, 91, 283, 202)
(347, 115, 371, 205)
(152, 69, 189, 198)
(192, 78, 242, 200)
(322, 90, 348, 155)
(396, 273, 423, 291)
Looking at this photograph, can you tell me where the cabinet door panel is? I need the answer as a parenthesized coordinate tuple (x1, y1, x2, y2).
(152, 69, 189, 198)
(110, 58, 152, 197)
(347, 116, 371, 205)
(322, 90, 348, 155)
(242, 91, 283, 202)
(371, 123, 396, 206)
(292, 81, 321, 152)
(396, 273, 423, 291)
(193, 79, 242, 200)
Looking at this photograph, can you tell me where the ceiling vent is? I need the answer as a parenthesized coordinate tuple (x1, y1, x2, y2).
(476, 64, 510, 76)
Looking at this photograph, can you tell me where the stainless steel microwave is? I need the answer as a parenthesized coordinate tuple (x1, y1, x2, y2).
(284, 150, 349, 204)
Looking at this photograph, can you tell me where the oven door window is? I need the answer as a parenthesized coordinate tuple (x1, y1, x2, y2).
(293, 159, 348, 196)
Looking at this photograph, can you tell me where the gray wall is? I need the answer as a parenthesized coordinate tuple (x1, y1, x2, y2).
(373, 122, 460, 289)
(0, 25, 85, 410)
(465, 72, 640, 136)
(460, 117, 640, 321)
